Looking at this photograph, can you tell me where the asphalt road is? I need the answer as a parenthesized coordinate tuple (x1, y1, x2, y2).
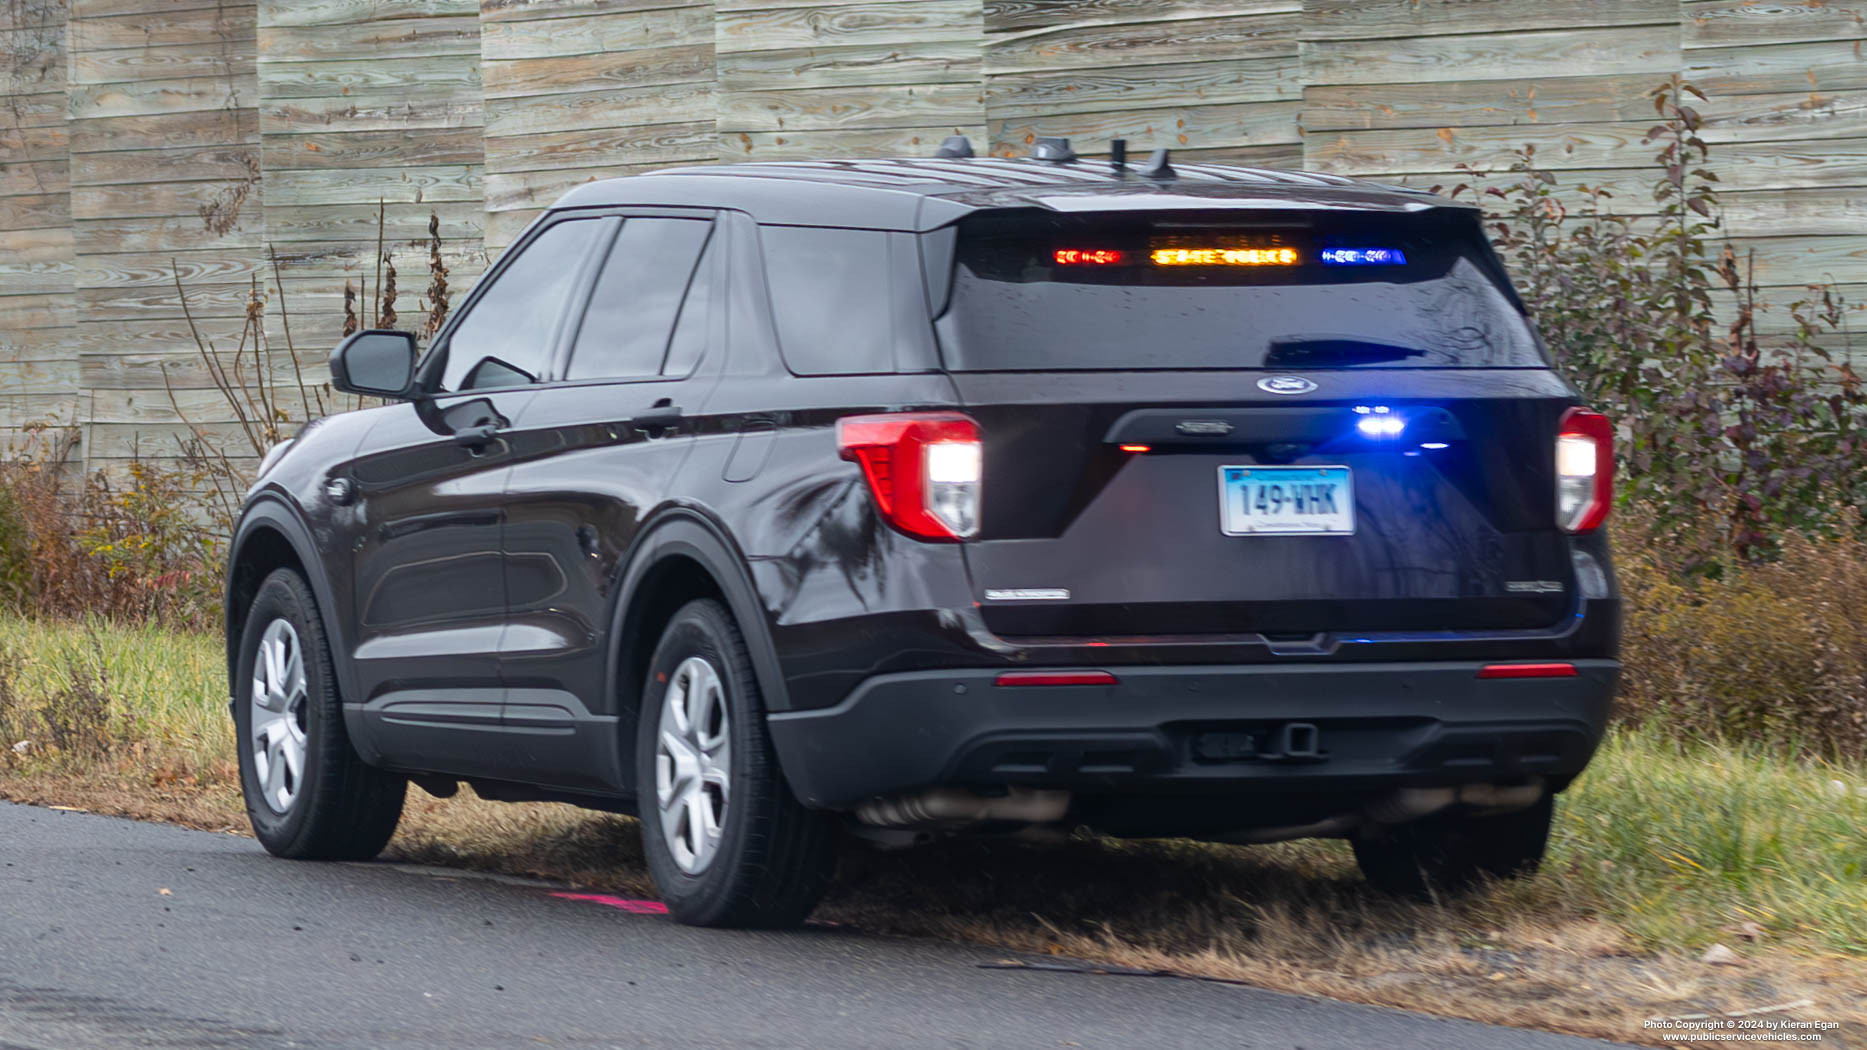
(0, 802, 1628, 1050)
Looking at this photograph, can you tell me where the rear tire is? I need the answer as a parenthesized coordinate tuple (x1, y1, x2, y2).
(635, 599, 835, 927)
(234, 568, 406, 860)
(1352, 793, 1553, 900)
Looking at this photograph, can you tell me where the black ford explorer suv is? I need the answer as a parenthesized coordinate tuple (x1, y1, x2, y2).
(224, 143, 1619, 927)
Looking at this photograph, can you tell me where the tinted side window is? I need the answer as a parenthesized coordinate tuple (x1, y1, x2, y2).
(566, 217, 712, 381)
(441, 218, 602, 391)
(661, 233, 715, 377)
(760, 226, 893, 375)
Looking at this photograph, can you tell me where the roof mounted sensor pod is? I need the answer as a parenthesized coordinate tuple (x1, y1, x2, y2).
(1032, 137, 1077, 163)
(935, 135, 974, 159)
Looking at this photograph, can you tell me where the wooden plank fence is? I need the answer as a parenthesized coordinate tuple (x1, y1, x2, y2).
(0, 0, 75, 449)
(4, 0, 1867, 467)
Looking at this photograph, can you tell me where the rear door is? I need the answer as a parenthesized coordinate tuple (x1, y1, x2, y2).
(932, 209, 1576, 642)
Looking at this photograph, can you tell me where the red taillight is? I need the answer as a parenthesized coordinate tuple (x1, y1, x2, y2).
(994, 671, 1119, 687)
(1556, 407, 1613, 533)
(837, 412, 981, 541)
(1476, 663, 1578, 679)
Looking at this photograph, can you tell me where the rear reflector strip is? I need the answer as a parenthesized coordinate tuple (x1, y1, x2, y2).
(1476, 663, 1578, 680)
(995, 671, 1119, 687)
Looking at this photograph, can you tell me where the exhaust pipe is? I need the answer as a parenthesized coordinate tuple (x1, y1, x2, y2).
(856, 787, 1071, 829)
(1219, 778, 1546, 845)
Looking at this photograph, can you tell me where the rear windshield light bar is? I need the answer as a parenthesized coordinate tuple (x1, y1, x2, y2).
(994, 671, 1119, 687)
(1476, 663, 1578, 680)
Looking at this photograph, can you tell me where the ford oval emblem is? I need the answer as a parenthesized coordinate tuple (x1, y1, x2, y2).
(1257, 375, 1317, 396)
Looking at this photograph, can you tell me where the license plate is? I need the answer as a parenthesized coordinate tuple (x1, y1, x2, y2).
(1217, 465, 1354, 536)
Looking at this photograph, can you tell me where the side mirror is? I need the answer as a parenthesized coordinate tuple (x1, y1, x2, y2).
(330, 329, 418, 399)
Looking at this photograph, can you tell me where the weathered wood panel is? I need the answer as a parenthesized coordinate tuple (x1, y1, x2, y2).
(1, 6, 77, 448)
(485, 119, 717, 172)
(716, 40, 975, 91)
(1700, 89, 1867, 145)
(481, 0, 711, 250)
(487, 4, 708, 59)
(1309, 122, 1659, 177)
(480, 160, 668, 230)
(995, 100, 1300, 154)
(1301, 74, 1663, 133)
(982, 0, 1293, 35)
(1723, 187, 1867, 237)
(985, 11, 1298, 74)
(1683, 1, 1867, 50)
(485, 79, 715, 138)
(259, 128, 485, 171)
(1303, 0, 1675, 41)
(984, 3, 1296, 163)
(63, 0, 263, 460)
(261, 0, 485, 355)
(719, 81, 978, 132)
(257, 15, 480, 62)
(1687, 40, 1867, 97)
(716, 1, 982, 169)
(988, 57, 1296, 118)
(65, 4, 256, 51)
(720, 2, 976, 54)
(722, 123, 989, 160)
(1302, 26, 1679, 88)
(10, 0, 1867, 465)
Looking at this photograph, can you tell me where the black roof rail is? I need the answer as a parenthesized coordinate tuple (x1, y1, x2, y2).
(1109, 138, 1128, 172)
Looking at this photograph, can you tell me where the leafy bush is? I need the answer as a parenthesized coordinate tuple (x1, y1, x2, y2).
(1456, 76, 1867, 573)
(0, 428, 222, 632)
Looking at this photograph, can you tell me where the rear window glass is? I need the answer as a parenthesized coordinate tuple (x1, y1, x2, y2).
(933, 211, 1544, 371)
(760, 226, 894, 375)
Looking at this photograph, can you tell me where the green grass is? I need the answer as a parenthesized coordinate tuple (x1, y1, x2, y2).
(0, 615, 231, 774)
(1554, 729, 1867, 955)
(3, 612, 1864, 958)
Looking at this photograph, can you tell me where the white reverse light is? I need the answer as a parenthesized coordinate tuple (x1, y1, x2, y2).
(924, 440, 983, 538)
(925, 441, 982, 484)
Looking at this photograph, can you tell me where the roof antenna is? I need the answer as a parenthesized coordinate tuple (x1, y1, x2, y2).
(1109, 138, 1128, 172)
(1032, 137, 1076, 163)
(1142, 147, 1176, 179)
(935, 135, 974, 159)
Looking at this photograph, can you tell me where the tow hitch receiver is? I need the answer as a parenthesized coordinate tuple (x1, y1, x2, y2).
(1193, 722, 1326, 763)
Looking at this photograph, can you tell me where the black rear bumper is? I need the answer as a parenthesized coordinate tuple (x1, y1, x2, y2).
(766, 661, 1617, 810)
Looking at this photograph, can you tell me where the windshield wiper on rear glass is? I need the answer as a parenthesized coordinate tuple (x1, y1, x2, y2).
(1264, 339, 1429, 367)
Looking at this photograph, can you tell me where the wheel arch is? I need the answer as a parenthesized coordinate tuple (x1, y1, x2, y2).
(225, 499, 353, 703)
(607, 511, 790, 783)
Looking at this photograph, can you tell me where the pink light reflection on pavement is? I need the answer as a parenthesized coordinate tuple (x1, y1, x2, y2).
(550, 892, 670, 915)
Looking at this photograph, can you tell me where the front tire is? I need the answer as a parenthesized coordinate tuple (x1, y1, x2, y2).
(234, 568, 405, 859)
(1352, 793, 1554, 900)
(635, 599, 835, 927)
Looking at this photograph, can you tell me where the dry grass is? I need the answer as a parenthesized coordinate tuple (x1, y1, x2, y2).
(3, 613, 1864, 1045)
(1617, 524, 1867, 760)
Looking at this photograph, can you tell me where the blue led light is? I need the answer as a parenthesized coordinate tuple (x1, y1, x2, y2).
(1321, 247, 1408, 266)
(1357, 415, 1405, 438)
